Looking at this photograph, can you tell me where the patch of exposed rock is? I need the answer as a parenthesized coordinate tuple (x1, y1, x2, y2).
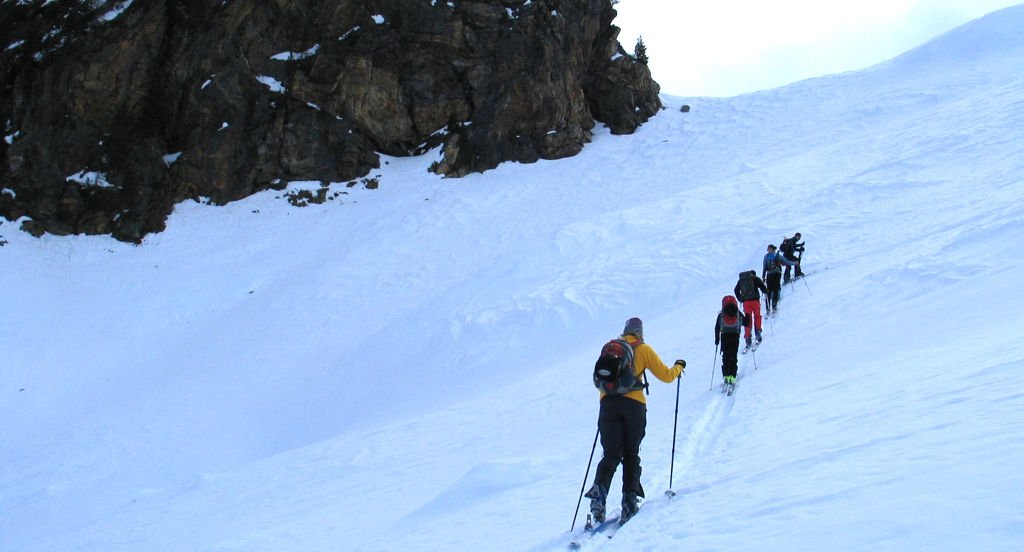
(0, 0, 660, 241)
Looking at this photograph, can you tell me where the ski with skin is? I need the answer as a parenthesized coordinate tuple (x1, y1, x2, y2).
(569, 511, 619, 549)
(606, 504, 641, 540)
(568, 505, 640, 548)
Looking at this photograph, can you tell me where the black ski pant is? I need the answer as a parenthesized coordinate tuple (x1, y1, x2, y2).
(766, 272, 782, 311)
(721, 332, 740, 378)
(783, 253, 803, 281)
(594, 395, 647, 498)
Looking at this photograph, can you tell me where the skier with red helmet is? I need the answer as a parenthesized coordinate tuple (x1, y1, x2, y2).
(715, 296, 750, 389)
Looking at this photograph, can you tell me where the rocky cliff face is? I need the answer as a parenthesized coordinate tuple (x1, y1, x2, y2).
(0, 0, 660, 241)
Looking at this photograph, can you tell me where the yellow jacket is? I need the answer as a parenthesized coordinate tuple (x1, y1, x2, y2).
(602, 334, 682, 404)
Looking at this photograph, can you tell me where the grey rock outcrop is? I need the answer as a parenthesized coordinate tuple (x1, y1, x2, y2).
(0, 0, 660, 241)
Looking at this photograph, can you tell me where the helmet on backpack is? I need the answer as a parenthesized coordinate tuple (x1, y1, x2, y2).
(593, 338, 646, 395)
(722, 295, 739, 317)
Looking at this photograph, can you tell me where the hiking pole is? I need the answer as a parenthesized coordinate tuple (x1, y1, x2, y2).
(752, 347, 759, 371)
(802, 275, 812, 295)
(708, 344, 719, 391)
(666, 372, 683, 498)
(571, 427, 600, 531)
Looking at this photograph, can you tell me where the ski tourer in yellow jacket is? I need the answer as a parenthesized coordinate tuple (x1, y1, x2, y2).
(586, 317, 686, 526)
(608, 333, 684, 404)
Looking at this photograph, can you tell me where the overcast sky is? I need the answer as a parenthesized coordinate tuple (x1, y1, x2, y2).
(613, 0, 1023, 97)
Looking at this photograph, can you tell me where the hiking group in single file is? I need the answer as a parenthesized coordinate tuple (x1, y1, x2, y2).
(576, 233, 807, 537)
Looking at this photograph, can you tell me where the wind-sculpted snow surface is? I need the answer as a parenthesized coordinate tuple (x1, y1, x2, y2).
(2, 5, 1024, 551)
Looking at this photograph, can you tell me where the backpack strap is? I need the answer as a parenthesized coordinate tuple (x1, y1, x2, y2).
(625, 338, 650, 394)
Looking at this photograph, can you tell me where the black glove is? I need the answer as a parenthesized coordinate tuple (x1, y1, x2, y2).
(674, 359, 686, 370)
(714, 337, 720, 346)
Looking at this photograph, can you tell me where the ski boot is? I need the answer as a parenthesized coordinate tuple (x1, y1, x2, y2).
(584, 483, 607, 524)
(620, 492, 639, 525)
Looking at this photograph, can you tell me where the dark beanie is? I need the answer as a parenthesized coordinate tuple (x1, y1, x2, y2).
(623, 317, 643, 339)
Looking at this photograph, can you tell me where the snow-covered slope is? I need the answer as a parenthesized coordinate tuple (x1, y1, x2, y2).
(2, 4, 1023, 551)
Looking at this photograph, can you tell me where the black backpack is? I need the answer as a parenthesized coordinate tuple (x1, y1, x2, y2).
(780, 237, 795, 256)
(736, 272, 758, 301)
(593, 339, 648, 395)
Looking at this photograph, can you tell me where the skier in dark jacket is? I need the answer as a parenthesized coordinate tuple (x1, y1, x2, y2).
(733, 270, 768, 348)
(584, 317, 685, 526)
(763, 244, 796, 316)
(780, 232, 805, 282)
(715, 296, 750, 386)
